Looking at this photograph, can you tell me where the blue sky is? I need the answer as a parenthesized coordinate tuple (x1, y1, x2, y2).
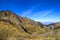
(0, 0, 60, 24)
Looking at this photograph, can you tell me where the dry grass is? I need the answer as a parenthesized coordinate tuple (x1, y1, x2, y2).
(0, 20, 57, 40)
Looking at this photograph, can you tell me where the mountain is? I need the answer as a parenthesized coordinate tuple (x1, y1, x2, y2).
(0, 10, 47, 40)
(42, 22, 55, 25)
(54, 22, 60, 40)
(0, 10, 60, 40)
(47, 22, 60, 40)
(48, 22, 60, 30)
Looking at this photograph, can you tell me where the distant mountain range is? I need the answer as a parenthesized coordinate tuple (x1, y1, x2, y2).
(42, 22, 56, 25)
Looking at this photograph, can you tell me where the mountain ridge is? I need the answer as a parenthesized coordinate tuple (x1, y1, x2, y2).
(0, 10, 46, 40)
(0, 10, 60, 40)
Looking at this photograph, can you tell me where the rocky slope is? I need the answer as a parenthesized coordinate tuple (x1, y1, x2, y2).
(0, 10, 60, 40)
(0, 10, 47, 40)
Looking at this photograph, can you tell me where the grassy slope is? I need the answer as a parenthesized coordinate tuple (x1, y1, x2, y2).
(0, 20, 56, 40)
(0, 21, 33, 40)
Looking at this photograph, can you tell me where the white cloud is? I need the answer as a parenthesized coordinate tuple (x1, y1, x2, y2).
(21, 9, 32, 17)
(31, 10, 53, 22)
(32, 10, 48, 17)
(32, 10, 53, 18)
(40, 10, 53, 18)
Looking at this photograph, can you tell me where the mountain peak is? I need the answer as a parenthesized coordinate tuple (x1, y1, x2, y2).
(0, 10, 12, 13)
(0, 10, 13, 16)
(0, 10, 18, 20)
